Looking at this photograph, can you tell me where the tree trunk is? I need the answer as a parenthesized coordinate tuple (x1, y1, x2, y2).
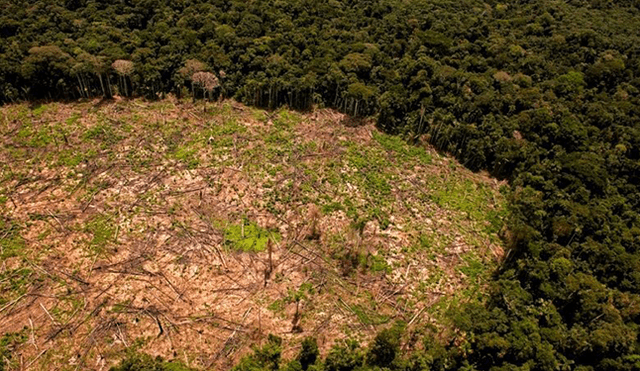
(98, 73, 106, 97)
(81, 74, 88, 97)
(76, 74, 84, 98)
(107, 74, 113, 97)
(203, 88, 207, 113)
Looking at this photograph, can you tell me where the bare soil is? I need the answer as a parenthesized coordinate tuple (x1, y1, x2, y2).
(0, 98, 506, 370)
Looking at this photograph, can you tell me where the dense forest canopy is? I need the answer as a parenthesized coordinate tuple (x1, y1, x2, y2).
(2, 0, 640, 370)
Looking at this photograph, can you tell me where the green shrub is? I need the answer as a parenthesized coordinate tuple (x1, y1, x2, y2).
(366, 322, 405, 368)
(298, 337, 319, 370)
(325, 340, 365, 371)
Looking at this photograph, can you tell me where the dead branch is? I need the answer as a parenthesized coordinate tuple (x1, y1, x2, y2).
(211, 307, 252, 363)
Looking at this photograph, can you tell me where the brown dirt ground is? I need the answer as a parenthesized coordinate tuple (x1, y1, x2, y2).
(0, 98, 506, 370)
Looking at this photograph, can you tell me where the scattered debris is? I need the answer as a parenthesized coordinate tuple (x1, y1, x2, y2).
(0, 98, 506, 370)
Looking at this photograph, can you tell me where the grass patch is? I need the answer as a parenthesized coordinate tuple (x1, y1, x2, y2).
(0, 220, 25, 259)
(351, 304, 390, 326)
(264, 129, 294, 157)
(373, 131, 432, 165)
(273, 109, 301, 129)
(83, 120, 120, 147)
(85, 214, 116, 254)
(65, 112, 81, 126)
(16, 122, 53, 148)
(50, 294, 85, 323)
(0, 329, 28, 371)
(110, 300, 133, 313)
(431, 179, 493, 221)
(206, 118, 247, 138)
(364, 253, 390, 273)
(57, 147, 98, 168)
(458, 253, 486, 282)
(224, 220, 280, 252)
(31, 104, 48, 117)
(485, 207, 508, 235)
(172, 145, 200, 169)
(267, 299, 285, 313)
(0, 268, 34, 305)
(345, 143, 393, 198)
(285, 282, 315, 303)
(321, 201, 345, 214)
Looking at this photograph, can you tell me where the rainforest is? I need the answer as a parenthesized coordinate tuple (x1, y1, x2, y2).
(1, 0, 640, 370)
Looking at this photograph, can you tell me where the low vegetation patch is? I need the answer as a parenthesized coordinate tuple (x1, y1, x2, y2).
(224, 221, 279, 252)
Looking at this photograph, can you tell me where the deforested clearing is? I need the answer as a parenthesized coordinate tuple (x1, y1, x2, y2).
(0, 98, 505, 370)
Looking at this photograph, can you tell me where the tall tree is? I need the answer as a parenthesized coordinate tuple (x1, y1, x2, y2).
(112, 59, 134, 97)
